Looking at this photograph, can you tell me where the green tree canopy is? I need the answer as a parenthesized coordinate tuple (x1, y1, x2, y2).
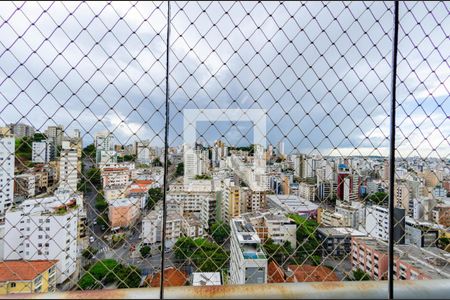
(210, 222, 231, 244)
(147, 188, 163, 210)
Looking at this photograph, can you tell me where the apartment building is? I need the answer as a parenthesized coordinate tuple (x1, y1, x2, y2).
(101, 167, 131, 188)
(220, 178, 241, 222)
(0, 260, 57, 295)
(351, 237, 450, 280)
(297, 182, 316, 202)
(3, 194, 80, 284)
(316, 227, 366, 256)
(432, 204, 450, 227)
(95, 132, 112, 164)
(7, 123, 35, 138)
(241, 209, 297, 247)
(167, 189, 216, 228)
(364, 205, 405, 243)
(266, 194, 318, 218)
(58, 143, 78, 193)
(229, 218, 268, 285)
(32, 140, 55, 163)
(141, 199, 183, 248)
(108, 197, 141, 228)
(45, 125, 64, 147)
(318, 208, 350, 227)
(14, 174, 36, 198)
(0, 136, 15, 221)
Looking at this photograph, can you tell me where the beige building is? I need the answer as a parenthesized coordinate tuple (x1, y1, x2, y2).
(108, 197, 141, 228)
(221, 179, 241, 222)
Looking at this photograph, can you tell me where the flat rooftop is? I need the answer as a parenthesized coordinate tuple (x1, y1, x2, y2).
(318, 227, 367, 237)
(191, 272, 222, 286)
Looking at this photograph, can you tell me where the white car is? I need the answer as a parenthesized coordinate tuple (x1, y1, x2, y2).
(89, 236, 95, 243)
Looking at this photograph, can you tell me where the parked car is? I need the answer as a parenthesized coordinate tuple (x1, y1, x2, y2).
(89, 236, 95, 243)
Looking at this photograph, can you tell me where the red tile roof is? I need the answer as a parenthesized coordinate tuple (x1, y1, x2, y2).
(0, 260, 57, 282)
(268, 261, 287, 283)
(144, 267, 188, 287)
(287, 265, 339, 282)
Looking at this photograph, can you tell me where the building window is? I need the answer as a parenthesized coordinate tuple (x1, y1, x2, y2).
(10, 282, 16, 288)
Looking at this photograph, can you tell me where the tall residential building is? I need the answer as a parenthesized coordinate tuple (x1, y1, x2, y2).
(183, 144, 209, 183)
(14, 174, 36, 198)
(135, 140, 153, 164)
(0, 136, 15, 221)
(337, 164, 352, 202)
(45, 125, 64, 147)
(277, 140, 285, 157)
(7, 123, 35, 138)
(364, 205, 405, 244)
(395, 180, 411, 212)
(3, 194, 81, 284)
(95, 131, 112, 164)
(32, 140, 55, 163)
(229, 218, 268, 285)
(220, 178, 241, 222)
(59, 142, 78, 192)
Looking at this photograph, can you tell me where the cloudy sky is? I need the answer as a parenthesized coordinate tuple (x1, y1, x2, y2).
(0, 1, 448, 158)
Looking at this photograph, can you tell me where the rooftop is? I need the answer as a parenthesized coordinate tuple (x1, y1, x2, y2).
(191, 272, 222, 286)
(144, 267, 188, 287)
(0, 260, 57, 282)
(287, 265, 339, 282)
(317, 227, 367, 237)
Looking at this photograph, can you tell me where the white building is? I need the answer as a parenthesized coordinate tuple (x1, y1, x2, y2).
(141, 199, 183, 248)
(0, 136, 15, 221)
(183, 144, 209, 183)
(45, 125, 64, 147)
(135, 140, 152, 164)
(241, 209, 297, 247)
(364, 205, 405, 243)
(297, 182, 316, 202)
(32, 140, 54, 163)
(14, 173, 36, 198)
(266, 194, 318, 217)
(229, 218, 267, 285)
(59, 143, 78, 193)
(97, 150, 118, 165)
(192, 272, 222, 286)
(167, 190, 216, 228)
(3, 194, 81, 284)
(95, 132, 112, 164)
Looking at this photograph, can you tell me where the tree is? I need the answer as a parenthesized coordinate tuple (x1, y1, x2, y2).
(140, 245, 151, 257)
(352, 268, 371, 281)
(95, 194, 108, 212)
(438, 237, 450, 250)
(77, 259, 142, 290)
(78, 259, 119, 289)
(82, 246, 98, 259)
(174, 237, 229, 272)
(116, 265, 142, 288)
(263, 238, 293, 264)
(117, 154, 135, 162)
(175, 162, 184, 176)
(83, 144, 96, 159)
(367, 191, 388, 205)
(147, 188, 163, 210)
(87, 167, 102, 188)
(152, 157, 163, 167)
(97, 213, 109, 228)
(210, 222, 230, 244)
(288, 214, 321, 262)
